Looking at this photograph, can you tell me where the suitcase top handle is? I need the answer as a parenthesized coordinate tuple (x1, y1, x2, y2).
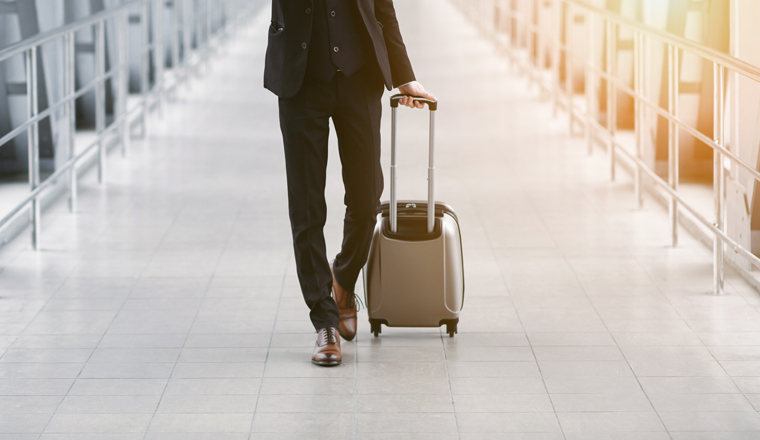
(389, 95, 437, 234)
(390, 94, 438, 111)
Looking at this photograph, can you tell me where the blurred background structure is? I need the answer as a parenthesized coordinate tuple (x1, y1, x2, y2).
(458, 0, 760, 294)
(0, 0, 245, 247)
(3, 0, 760, 438)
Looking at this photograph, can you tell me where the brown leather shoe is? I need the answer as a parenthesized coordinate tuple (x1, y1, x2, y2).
(331, 262, 358, 341)
(312, 326, 342, 367)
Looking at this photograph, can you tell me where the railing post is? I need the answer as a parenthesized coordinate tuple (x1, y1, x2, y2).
(155, 0, 165, 118)
(219, 0, 228, 46)
(172, 0, 180, 88)
(633, 30, 643, 208)
(183, 0, 193, 88)
(120, 9, 130, 157)
(606, 18, 616, 181)
(141, 0, 150, 138)
(634, 30, 640, 203)
(633, 30, 644, 208)
(530, 0, 544, 77)
(26, 48, 40, 250)
(528, 0, 535, 86)
(504, 0, 512, 64)
(506, 0, 513, 61)
(196, 0, 203, 74)
(95, 20, 107, 184)
(668, 45, 679, 246)
(522, 0, 529, 75)
(64, 32, 77, 212)
(565, 3, 573, 133)
(585, 10, 593, 155)
(713, 62, 725, 295)
(552, 0, 559, 116)
(206, 0, 213, 70)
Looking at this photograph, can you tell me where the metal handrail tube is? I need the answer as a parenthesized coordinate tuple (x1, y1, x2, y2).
(575, 61, 760, 183)
(581, 111, 760, 271)
(0, 4, 135, 63)
(0, 0, 256, 247)
(0, 64, 124, 149)
(0, 96, 144, 232)
(565, 0, 760, 84)
(455, 0, 760, 294)
(610, 133, 760, 270)
(565, 66, 760, 185)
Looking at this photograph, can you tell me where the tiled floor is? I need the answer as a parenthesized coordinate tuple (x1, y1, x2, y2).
(1, 1, 760, 439)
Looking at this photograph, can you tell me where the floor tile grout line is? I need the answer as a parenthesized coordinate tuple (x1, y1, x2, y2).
(352, 278, 361, 440)
(246, 255, 288, 440)
(511, 167, 677, 436)
(92, 192, 192, 440)
(547, 217, 676, 439)
(186, 11, 296, 440)
(0, 151, 124, 284)
(136, 40, 254, 437)
(0, 121, 170, 376)
(139, 233, 232, 438)
(1, 193, 147, 439)
(352, 335, 358, 439)
(646, 259, 760, 419)
(0, 217, 116, 365)
(455, 70, 570, 433)
(33, 181, 179, 439)
(629, 241, 760, 413)
(474, 10, 727, 434)
(471, 185, 568, 439)
(634, 246, 760, 419)
(496, 281, 569, 440)
(440, 329, 462, 440)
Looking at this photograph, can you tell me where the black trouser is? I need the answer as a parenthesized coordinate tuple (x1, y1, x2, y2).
(278, 67, 384, 331)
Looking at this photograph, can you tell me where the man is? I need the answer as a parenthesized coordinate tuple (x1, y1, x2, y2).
(264, 0, 434, 366)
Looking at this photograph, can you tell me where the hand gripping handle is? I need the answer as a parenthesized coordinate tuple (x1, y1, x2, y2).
(390, 94, 438, 111)
(390, 95, 437, 234)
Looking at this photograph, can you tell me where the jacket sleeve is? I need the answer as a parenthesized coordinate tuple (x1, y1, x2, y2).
(375, 0, 416, 88)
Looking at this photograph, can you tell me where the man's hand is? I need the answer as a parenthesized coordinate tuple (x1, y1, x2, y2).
(397, 81, 436, 109)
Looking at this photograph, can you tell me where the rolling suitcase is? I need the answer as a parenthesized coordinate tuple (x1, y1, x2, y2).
(363, 94, 465, 338)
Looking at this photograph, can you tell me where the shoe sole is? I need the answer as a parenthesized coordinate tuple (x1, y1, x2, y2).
(311, 359, 342, 367)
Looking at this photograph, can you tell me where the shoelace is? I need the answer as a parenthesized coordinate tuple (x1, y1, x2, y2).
(342, 292, 364, 312)
(323, 327, 338, 345)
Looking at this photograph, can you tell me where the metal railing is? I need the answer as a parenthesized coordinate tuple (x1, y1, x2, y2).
(455, 0, 760, 295)
(0, 0, 253, 250)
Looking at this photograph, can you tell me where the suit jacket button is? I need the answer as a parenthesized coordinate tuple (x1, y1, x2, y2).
(302, 43, 308, 49)
(305, 8, 311, 14)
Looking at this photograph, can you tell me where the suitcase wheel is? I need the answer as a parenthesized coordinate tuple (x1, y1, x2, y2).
(369, 319, 383, 337)
(441, 319, 459, 338)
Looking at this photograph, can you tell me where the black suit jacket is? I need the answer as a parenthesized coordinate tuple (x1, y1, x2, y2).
(264, 0, 416, 99)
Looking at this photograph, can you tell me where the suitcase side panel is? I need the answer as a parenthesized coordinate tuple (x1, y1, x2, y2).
(443, 214, 464, 313)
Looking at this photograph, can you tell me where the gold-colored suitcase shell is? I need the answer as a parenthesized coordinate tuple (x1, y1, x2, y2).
(364, 201, 464, 337)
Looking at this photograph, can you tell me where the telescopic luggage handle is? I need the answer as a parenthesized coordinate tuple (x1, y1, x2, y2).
(389, 94, 438, 234)
(390, 95, 438, 111)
